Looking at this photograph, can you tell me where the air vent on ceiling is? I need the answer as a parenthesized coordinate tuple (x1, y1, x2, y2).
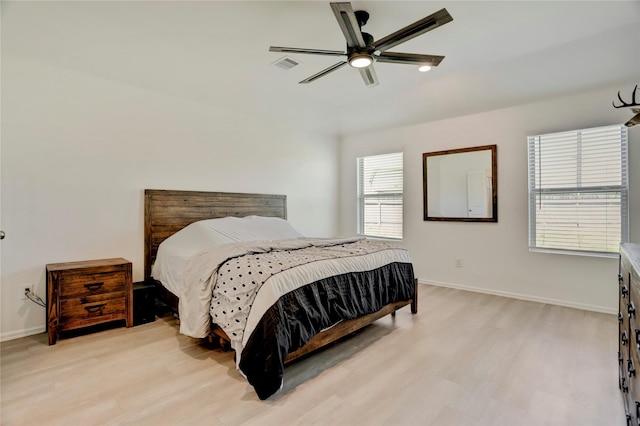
(272, 56, 300, 70)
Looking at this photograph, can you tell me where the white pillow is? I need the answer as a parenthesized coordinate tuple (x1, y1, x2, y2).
(240, 215, 303, 240)
(151, 216, 302, 295)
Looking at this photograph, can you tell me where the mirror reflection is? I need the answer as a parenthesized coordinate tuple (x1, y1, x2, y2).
(423, 145, 497, 222)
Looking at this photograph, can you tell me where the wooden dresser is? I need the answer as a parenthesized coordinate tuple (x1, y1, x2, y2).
(619, 243, 640, 423)
(46, 258, 133, 345)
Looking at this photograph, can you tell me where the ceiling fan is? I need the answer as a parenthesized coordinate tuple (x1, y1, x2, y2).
(269, 2, 453, 87)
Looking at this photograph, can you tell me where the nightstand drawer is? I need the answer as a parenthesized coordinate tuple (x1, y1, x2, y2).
(59, 296, 127, 329)
(59, 270, 126, 298)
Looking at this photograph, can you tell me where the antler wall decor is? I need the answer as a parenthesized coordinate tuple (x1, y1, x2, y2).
(613, 84, 640, 127)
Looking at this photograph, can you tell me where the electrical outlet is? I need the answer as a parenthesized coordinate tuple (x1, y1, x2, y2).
(455, 258, 463, 268)
(22, 285, 33, 300)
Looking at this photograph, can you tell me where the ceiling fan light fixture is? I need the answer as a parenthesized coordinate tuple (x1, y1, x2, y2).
(419, 65, 432, 72)
(349, 53, 373, 68)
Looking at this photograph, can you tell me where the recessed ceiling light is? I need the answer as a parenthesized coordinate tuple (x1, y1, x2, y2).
(419, 65, 432, 72)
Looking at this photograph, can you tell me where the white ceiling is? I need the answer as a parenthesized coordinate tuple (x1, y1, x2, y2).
(3, 1, 640, 136)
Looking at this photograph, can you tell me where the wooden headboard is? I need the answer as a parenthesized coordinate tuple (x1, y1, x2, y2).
(144, 189, 287, 281)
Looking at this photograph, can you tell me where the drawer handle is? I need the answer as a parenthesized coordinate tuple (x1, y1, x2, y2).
(84, 304, 106, 313)
(622, 285, 629, 298)
(630, 303, 636, 318)
(84, 282, 104, 291)
(622, 377, 629, 393)
(629, 359, 636, 377)
(620, 312, 625, 323)
(619, 273, 624, 283)
(620, 351, 624, 365)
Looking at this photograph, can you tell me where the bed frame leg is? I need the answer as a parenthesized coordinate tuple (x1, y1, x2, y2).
(411, 278, 418, 314)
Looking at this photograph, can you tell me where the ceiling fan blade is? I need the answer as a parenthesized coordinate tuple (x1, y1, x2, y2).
(373, 8, 453, 53)
(299, 61, 348, 84)
(331, 2, 366, 48)
(375, 52, 445, 66)
(269, 46, 346, 57)
(359, 65, 379, 87)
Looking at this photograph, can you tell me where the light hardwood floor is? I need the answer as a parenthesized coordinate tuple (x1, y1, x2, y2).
(1, 285, 625, 425)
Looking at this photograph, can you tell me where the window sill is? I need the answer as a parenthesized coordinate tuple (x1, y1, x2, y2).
(529, 247, 619, 259)
(359, 234, 403, 242)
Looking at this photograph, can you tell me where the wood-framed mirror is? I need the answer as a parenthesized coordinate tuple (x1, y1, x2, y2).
(423, 144, 497, 222)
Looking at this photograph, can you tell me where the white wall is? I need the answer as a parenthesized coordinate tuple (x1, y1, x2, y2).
(0, 55, 339, 341)
(340, 85, 640, 314)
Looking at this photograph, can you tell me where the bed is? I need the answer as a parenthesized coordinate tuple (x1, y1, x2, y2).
(144, 189, 417, 399)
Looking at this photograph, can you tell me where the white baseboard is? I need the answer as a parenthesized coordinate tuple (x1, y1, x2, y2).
(419, 278, 617, 315)
(0, 326, 46, 342)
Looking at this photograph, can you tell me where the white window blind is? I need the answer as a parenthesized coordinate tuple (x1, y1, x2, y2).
(357, 152, 403, 239)
(527, 124, 628, 255)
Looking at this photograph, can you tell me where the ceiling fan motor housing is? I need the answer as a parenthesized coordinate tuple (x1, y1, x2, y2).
(361, 32, 374, 47)
(347, 33, 374, 53)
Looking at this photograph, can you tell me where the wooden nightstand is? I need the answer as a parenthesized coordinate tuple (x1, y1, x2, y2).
(46, 258, 132, 345)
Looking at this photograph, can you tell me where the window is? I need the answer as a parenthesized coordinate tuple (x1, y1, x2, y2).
(527, 124, 628, 256)
(357, 152, 403, 239)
